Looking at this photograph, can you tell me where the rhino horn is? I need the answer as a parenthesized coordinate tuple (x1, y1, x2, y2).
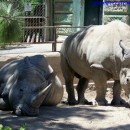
(31, 83, 52, 108)
(119, 40, 130, 59)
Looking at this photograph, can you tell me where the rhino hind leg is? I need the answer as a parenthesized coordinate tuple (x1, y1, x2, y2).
(111, 80, 126, 105)
(65, 79, 78, 105)
(61, 55, 77, 105)
(76, 77, 92, 105)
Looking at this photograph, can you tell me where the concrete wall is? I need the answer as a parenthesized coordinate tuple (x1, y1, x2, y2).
(0, 53, 114, 89)
(0, 53, 78, 85)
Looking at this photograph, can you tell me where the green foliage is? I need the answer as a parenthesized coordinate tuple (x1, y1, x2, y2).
(24, 0, 44, 4)
(0, 124, 27, 130)
(0, 18, 22, 43)
(0, 124, 3, 130)
(19, 123, 27, 130)
(0, 2, 23, 48)
(0, 124, 12, 130)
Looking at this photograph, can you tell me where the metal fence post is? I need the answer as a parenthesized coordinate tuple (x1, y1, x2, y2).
(52, 27, 56, 52)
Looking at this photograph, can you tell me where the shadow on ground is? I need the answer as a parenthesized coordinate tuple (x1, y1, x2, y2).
(0, 104, 107, 130)
(1, 103, 130, 130)
(0, 88, 130, 130)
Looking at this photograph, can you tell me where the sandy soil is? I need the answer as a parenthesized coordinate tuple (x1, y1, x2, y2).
(0, 86, 130, 130)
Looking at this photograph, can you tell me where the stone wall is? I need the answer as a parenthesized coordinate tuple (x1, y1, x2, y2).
(0, 53, 78, 85)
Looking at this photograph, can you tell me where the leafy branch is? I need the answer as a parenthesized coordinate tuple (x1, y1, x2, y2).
(0, 2, 23, 48)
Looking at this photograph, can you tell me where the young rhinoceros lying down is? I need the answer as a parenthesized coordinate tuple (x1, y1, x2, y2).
(0, 55, 63, 116)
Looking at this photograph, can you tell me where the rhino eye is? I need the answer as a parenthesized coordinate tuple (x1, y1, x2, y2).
(20, 88, 23, 92)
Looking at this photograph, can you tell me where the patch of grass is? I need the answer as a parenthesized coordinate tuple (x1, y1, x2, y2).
(0, 124, 12, 130)
(0, 124, 27, 130)
(19, 124, 27, 130)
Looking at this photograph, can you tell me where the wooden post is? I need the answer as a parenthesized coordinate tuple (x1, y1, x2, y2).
(44, 0, 54, 41)
(128, 4, 130, 25)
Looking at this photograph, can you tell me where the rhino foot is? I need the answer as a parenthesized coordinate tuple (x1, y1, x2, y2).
(61, 99, 78, 105)
(68, 100, 78, 105)
(111, 98, 126, 106)
(78, 99, 93, 105)
(93, 99, 108, 106)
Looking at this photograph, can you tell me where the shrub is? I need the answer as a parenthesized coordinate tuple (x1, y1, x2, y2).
(0, 2, 23, 48)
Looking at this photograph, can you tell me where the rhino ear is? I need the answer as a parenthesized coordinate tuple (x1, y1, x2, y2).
(119, 40, 130, 59)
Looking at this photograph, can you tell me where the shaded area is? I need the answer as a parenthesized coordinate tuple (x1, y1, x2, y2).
(0, 105, 107, 130)
(0, 88, 130, 130)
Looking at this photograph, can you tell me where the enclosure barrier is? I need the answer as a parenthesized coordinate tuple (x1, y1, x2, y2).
(22, 26, 87, 52)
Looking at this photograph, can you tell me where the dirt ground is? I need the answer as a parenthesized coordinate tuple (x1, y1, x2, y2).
(0, 86, 130, 130)
(0, 53, 130, 130)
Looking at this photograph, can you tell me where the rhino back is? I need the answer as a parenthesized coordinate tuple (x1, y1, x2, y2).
(29, 55, 52, 78)
(61, 26, 94, 78)
(61, 21, 130, 79)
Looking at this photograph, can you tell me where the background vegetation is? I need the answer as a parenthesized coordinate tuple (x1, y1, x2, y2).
(0, 1, 23, 48)
(0, 0, 45, 48)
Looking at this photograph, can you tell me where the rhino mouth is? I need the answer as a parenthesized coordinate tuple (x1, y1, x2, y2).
(15, 104, 39, 116)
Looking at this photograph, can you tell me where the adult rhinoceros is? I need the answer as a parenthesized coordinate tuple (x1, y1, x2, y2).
(0, 55, 63, 116)
(60, 20, 130, 106)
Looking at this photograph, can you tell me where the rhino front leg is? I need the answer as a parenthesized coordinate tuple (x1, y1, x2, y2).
(61, 55, 77, 105)
(93, 70, 108, 105)
(76, 78, 92, 105)
(111, 80, 126, 105)
(94, 82, 108, 105)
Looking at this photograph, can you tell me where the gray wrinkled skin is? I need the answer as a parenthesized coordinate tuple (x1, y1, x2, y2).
(60, 20, 130, 106)
(0, 55, 63, 116)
